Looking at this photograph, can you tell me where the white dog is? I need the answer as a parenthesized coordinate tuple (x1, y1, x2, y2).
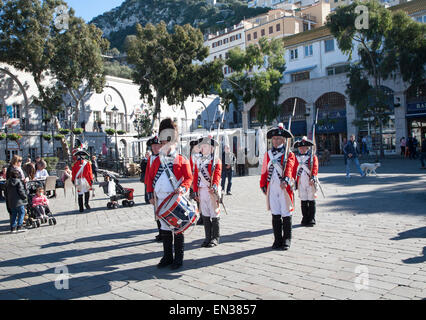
(360, 162, 381, 176)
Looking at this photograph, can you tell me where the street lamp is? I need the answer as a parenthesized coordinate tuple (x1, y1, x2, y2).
(111, 106, 119, 174)
(133, 115, 143, 159)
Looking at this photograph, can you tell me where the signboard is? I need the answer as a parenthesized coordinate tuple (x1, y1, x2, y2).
(407, 101, 426, 115)
(7, 141, 19, 150)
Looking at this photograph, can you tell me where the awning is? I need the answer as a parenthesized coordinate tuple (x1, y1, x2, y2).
(284, 65, 317, 75)
(406, 113, 426, 118)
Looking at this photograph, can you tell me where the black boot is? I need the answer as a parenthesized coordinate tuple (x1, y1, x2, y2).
(155, 220, 162, 242)
(201, 216, 212, 247)
(157, 230, 174, 268)
(301, 201, 309, 226)
(78, 195, 84, 213)
(84, 192, 91, 210)
(272, 215, 283, 250)
(307, 201, 316, 226)
(282, 216, 292, 250)
(171, 233, 184, 270)
(208, 217, 220, 247)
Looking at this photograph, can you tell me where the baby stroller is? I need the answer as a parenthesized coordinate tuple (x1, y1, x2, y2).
(98, 169, 135, 209)
(25, 180, 57, 229)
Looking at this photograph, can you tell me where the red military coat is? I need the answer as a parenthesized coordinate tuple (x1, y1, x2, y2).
(292, 154, 319, 187)
(260, 151, 296, 205)
(146, 154, 193, 194)
(193, 158, 222, 193)
(71, 160, 94, 187)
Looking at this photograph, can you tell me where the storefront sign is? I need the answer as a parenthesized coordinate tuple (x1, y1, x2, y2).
(407, 101, 426, 115)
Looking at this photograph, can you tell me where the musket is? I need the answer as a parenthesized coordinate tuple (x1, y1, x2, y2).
(283, 98, 297, 179)
(311, 108, 325, 198)
(210, 103, 229, 215)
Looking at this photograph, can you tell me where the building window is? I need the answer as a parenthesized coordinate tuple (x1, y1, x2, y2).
(236, 33, 241, 39)
(106, 112, 112, 127)
(303, 23, 309, 32)
(290, 48, 298, 60)
(269, 26, 273, 34)
(325, 39, 335, 52)
(247, 34, 251, 41)
(326, 64, 350, 76)
(224, 38, 229, 44)
(304, 44, 313, 57)
(93, 111, 101, 122)
(254, 32, 257, 39)
(291, 71, 310, 82)
(276, 23, 281, 32)
(261, 29, 265, 36)
(219, 54, 222, 59)
(230, 36, 235, 42)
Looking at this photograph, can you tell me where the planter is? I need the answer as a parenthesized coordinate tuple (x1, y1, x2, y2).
(0, 133, 6, 140)
(72, 128, 84, 135)
(6, 133, 22, 141)
(42, 134, 52, 141)
(54, 134, 65, 141)
(105, 129, 116, 136)
(117, 130, 126, 135)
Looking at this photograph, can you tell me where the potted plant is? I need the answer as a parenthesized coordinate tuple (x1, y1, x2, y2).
(42, 134, 52, 141)
(105, 128, 116, 136)
(7, 133, 22, 141)
(72, 128, 84, 135)
(117, 130, 126, 135)
(0, 133, 6, 140)
(59, 128, 70, 135)
(54, 134, 65, 141)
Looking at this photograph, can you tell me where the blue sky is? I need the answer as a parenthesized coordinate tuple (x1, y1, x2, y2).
(65, 0, 126, 22)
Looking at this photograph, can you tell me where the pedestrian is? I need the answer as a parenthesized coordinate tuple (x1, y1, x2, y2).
(71, 147, 94, 213)
(237, 147, 245, 176)
(407, 136, 414, 159)
(145, 119, 193, 269)
(91, 156, 99, 183)
(344, 134, 365, 178)
(23, 162, 35, 181)
(260, 123, 295, 250)
(193, 136, 222, 248)
(0, 166, 7, 200)
(35, 160, 49, 180)
(61, 165, 72, 184)
(419, 137, 426, 169)
(400, 137, 406, 158)
(221, 144, 236, 196)
(145, 136, 162, 241)
(6, 155, 26, 182)
(140, 150, 151, 204)
(5, 169, 28, 233)
(412, 136, 419, 159)
(361, 136, 368, 157)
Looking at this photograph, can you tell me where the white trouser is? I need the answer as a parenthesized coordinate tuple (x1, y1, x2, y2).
(269, 178, 291, 217)
(199, 187, 220, 218)
(155, 171, 174, 231)
(298, 174, 315, 201)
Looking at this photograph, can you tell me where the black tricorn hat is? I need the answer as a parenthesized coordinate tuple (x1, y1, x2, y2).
(198, 136, 219, 147)
(147, 136, 160, 147)
(267, 123, 293, 139)
(190, 139, 200, 147)
(294, 136, 314, 148)
(158, 118, 178, 143)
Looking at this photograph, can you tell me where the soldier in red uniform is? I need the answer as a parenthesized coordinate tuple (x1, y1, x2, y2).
(145, 119, 193, 269)
(293, 137, 319, 227)
(145, 136, 163, 241)
(193, 137, 222, 248)
(260, 124, 295, 250)
(71, 148, 94, 213)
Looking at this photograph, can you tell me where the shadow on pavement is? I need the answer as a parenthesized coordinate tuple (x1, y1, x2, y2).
(390, 226, 426, 265)
(0, 228, 272, 299)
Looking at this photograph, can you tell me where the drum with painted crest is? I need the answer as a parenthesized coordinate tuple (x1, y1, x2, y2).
(155, 192, 199, 234)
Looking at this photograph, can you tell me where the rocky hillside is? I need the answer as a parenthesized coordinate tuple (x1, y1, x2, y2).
(90, 0, 269, 51)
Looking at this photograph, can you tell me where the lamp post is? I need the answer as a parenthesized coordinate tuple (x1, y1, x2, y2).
(133, 115, 143, 159)
(111, 106, 119, 174)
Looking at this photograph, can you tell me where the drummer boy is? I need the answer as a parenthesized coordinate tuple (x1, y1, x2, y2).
(146, 118, 193, 270)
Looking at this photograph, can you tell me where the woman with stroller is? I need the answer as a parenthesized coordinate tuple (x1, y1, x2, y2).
(32, 187, 51, 220)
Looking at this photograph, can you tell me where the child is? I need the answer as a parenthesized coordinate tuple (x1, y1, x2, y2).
(5, 169, 28, 233)
(32, 187, 51, 220)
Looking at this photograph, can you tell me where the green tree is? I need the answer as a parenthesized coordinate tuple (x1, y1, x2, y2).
(126, 21, 223, 130)
(223, 37, 286, 124)
(49, 15, 109, 153)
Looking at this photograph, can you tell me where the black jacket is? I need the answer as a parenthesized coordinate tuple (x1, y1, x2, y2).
(5, 178, 27, 213)
(140, 157, 148, 183)
(344, 141, 360, 159)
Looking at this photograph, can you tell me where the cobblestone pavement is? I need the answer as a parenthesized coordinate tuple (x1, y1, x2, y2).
(0, 158, 425, 300)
